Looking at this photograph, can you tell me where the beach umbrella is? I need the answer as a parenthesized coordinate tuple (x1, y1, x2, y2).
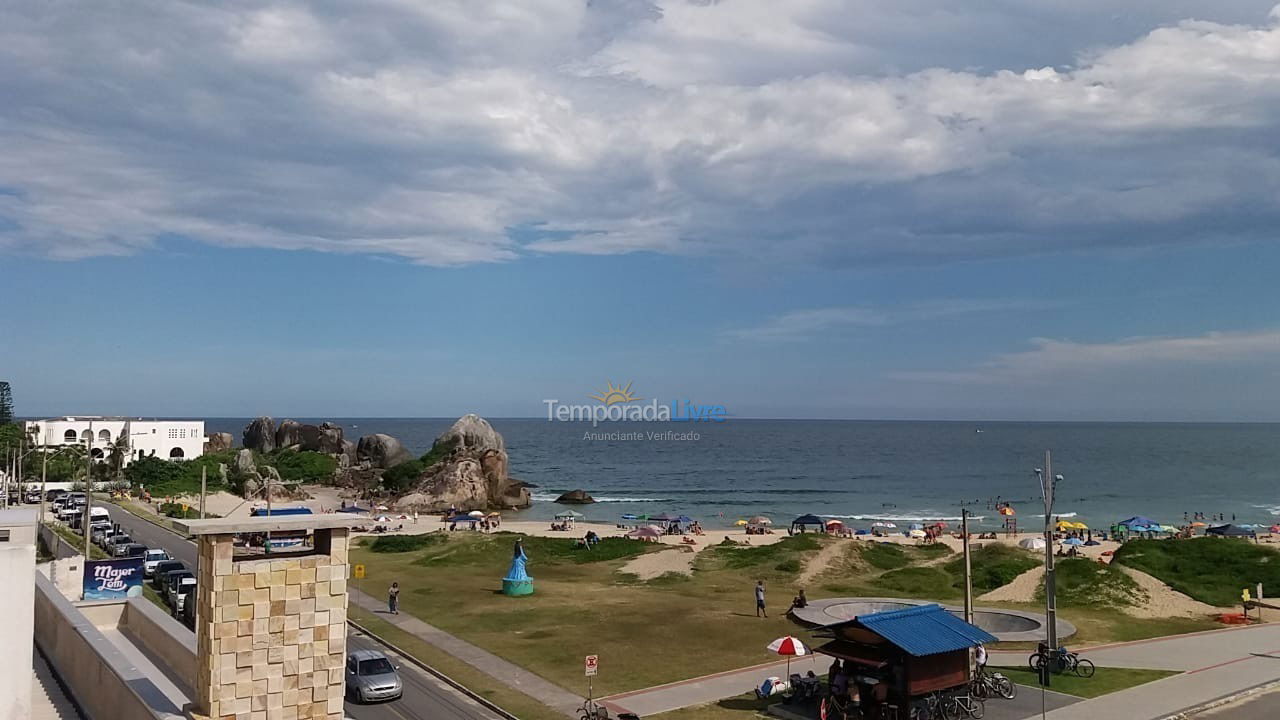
(1018, 537, 1046, 551)
(468, 510, 485, 518)
(825, 519, 845, 528)
(1190, 521, 1207, 527)
(1055, 520, 1074, 531)
(487, 512, 501, 517)
(626, 526, 661, 541)
(872, 521, 897, 528)
(909, 523, 924, 531)
(1084, 540, 1100, 546)
(675, 515, 694, 524)
(376, 505, 389, 511)
(909, 529, 927, 538)
(1119, 516, 1158, 529)
(1271, 525, 1280, 534)
(748, 516, 773, 526)
(735, 519, 748, 526)
(766, 636, 809, 678)
(555, 510, 585, 519)
(1062, 537, 1085, 546)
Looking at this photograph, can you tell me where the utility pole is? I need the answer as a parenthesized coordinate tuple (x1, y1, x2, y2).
(83, 422, 94, 560)
(1040, 451, 1059, 663)
(40, 446, 48, 526)
(962, 508, 974, 625)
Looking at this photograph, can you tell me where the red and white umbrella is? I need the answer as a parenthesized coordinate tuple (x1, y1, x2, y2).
(767, 636, 809, 677)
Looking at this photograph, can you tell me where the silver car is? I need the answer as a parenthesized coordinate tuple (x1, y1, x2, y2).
(344, 650, 402, 703)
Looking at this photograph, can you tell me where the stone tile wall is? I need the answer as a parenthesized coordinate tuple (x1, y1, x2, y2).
(194, 529, 349, 720)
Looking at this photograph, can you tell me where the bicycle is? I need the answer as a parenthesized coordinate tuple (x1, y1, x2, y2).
(970, 669, 1016, 700)
(578, 698, 611, 720)
(943, 692, 985, 720)
(1029, 649, 1094, 678)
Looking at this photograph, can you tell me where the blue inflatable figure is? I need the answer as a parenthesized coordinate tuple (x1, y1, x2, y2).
(502, 539, 534, 596)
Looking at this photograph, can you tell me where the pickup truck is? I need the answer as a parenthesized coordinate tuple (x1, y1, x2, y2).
(143, 549, 172, 577)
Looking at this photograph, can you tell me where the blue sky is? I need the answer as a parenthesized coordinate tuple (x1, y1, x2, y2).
(4, 1, 1280, 421)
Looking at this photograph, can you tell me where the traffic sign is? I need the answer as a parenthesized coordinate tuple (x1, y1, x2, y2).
(584, 654, 598, 677)
(353, 564, 366, 579)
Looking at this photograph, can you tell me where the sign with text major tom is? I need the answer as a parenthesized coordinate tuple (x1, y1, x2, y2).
(83, 558, 145, 601)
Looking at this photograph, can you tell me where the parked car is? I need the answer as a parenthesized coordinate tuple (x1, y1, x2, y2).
(119, 543, 147, 559)
(344, 650, 403, 703)
(172, 577, 197, 616)
(152, 561, 185, 591)
(164, 570, 195, 606)
(46, 489, 68, 503)
(25, 489, 42, 503)
(95, 525, 120, 548)
(105, 535, 133, 555)
(143, 549, 172, 577)
(88, 522, 112, 543)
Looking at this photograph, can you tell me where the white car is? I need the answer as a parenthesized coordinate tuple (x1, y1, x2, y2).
(143, 549, 172, 578)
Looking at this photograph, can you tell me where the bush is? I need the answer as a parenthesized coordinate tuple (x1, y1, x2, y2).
(1114, 537, 1280, 606)
(420, 436, 459, 467)
(1042, 558, 1145, 608)
(382, 460, 425, 493)
(944, 544, 1041, 594)
(860, 543, 910, 570)
(269, 451, 338, 484)
(370, 533, 448, 553)
(775, 559, 802, 573)
(711, 534, 821, 569)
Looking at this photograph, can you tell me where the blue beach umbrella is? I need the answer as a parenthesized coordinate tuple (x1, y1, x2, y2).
(1062, 537, 1085, 546)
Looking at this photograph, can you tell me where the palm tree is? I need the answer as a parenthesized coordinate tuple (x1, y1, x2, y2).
(106, 433, 130, 486)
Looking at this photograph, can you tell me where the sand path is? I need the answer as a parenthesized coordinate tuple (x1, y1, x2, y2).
(797, 540, 848, 587)
(619, 548, 696, 580)
(977, 566, 1043, 603)
(1115, 565, 1223, 618)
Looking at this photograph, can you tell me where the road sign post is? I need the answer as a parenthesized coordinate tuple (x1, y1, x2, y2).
(585, 654, 598, 707)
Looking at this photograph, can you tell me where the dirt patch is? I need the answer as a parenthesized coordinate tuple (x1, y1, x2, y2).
(619, 548, 695, 580)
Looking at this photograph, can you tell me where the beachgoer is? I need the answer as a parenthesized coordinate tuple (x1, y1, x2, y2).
(790, 589, 808, 611)
(975, 644, 987, 672)
(755, 580, 767, 618)
(413, 511, 419, 524)
(388, 582, 400, 615)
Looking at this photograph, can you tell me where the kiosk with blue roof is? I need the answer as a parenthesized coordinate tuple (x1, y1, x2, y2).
(810, 604, 996, 719)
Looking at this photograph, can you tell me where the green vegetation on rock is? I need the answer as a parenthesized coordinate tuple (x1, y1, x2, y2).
(860, 542, 911, 570)
(381, 459, 425, 492)
(269, 450, 338, 484)
(1114, 537, 1280, 606)
(945, 544, 1041, 595)
(124, 451, 235, 496)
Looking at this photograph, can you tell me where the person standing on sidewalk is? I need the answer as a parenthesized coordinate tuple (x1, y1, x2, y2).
(388, 582, 400, 615)
(755, 580, 767, 618)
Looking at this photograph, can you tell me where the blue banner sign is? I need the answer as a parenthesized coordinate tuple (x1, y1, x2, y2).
(83, 558, 145, 600)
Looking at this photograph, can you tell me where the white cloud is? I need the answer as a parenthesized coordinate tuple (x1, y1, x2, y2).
(894, 329, 1280, 384)
(3, 2, 1280, 265)
(726, 298, 1064, 341)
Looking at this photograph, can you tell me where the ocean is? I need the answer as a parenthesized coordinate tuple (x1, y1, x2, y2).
(204, 418, 1280, 530)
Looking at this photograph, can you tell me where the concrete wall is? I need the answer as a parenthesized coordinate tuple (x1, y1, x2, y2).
(32, 573, 181, 720)
(40, 522, 80, 559)
(0, 510, 37, 720)
(120, 598, 197, 696)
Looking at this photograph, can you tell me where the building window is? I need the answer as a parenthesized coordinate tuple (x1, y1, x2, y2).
(80, 430, 91, 443)
(169, 447, 185, 459)
(98, 429, 111, 443)
(63, 429, 77, 443)
(168, 429, 178, 439)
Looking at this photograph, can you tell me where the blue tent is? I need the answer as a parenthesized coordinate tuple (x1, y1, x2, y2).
(1118, 516, 1158, 529)
(336, 506, 368, 514)
(675, 515, 694, 524)
(448, 515, 480, 523)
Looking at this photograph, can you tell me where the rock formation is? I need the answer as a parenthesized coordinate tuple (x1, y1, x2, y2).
(356, 433, 412, 469)
(555, 490, 595, 504)
(393, 414, 531, 511)
(204, 432, 234, 453)
(233, 449, 257, 475)
(275, 419, 303, 449)
(243, 417, 276, 453)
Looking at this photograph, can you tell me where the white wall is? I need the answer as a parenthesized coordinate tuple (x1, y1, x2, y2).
(25, 418, 206, 466)
(0, 510, 37, 720)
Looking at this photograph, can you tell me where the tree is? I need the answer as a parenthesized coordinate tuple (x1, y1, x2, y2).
(0, 381, 12, 425)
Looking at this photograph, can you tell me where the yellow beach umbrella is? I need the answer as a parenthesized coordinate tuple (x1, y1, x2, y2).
(735, 519, 748, 526)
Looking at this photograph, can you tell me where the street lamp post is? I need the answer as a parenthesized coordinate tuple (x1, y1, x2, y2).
(83, 422, 95, 560)
(1036, 452, 1063, 678)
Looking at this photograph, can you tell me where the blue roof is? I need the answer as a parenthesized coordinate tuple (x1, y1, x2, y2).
(250, 507, 312, 517)
(855, 604, 997, 657)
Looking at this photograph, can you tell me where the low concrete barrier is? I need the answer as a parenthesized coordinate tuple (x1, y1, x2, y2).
(120, 598, 196, 697)
(33, 573, 184, 720)
(39, 523, 79, 559)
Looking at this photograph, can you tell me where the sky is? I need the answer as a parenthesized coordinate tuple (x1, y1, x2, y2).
(3, 1, 1280, 421)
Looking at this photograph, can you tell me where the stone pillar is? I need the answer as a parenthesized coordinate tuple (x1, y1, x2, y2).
(192, 531, 350, 720)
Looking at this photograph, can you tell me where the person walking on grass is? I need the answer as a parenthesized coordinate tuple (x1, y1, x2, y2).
(755, 580, 767, 618)
(388, 582, 400, 615)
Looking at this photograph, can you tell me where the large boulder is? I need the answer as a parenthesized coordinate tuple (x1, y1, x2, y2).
(243, 417, 276, 453)
(357, 434, 412, 469)
(556, 489, 595, 504)
(233, 449, 257, 475)
(275, 419, 304, 449)
(303, 422, 345, 454)
(204, 432, 234, 454)
(391, 415, 530, 511)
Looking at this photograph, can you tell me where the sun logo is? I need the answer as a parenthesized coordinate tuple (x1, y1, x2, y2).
(590, 381, 641, 405)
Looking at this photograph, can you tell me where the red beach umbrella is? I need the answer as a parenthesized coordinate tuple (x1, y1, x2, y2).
(767, 636, 809, 678)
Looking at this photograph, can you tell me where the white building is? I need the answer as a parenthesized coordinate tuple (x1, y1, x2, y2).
(24, 416, 207, 464)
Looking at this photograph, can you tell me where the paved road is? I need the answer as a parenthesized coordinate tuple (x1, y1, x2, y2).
(97, 502, 502, 720)
(1194, 686, 1280, 718)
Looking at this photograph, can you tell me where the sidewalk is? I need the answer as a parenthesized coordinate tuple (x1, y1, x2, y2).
(348, 588, 584, 717)
(602, 655, 825, 717)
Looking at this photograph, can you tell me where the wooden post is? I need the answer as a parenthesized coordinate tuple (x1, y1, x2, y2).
(200, 466, 207, 519)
